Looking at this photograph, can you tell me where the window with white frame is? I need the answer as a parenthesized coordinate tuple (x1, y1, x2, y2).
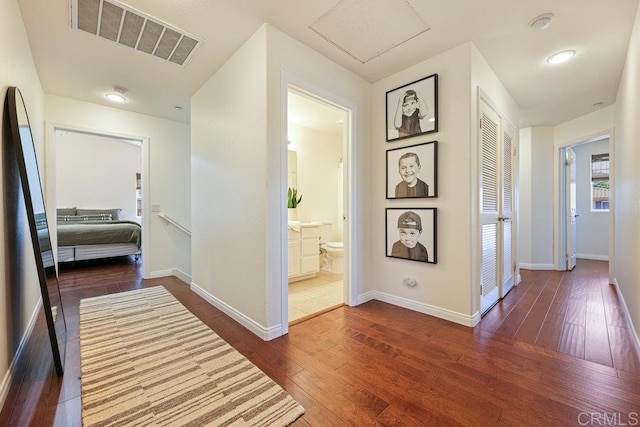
(591, 153, 609, 211)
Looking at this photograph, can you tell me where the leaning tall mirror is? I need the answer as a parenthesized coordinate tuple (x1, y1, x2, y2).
(6, 87, 67, 375)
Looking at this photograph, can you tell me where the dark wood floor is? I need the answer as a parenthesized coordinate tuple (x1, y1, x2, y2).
(1, 258, 639, 425)
(481, 260, 640, 373)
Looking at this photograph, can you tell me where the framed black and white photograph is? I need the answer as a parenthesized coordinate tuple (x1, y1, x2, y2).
(386, 140, 438, 199)
(386, 208, 437, 264)
(386, 74, 438, 142)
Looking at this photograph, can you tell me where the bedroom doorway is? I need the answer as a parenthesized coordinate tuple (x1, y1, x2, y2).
(49, 127, 148, 274)
(557, 134, 612, 271)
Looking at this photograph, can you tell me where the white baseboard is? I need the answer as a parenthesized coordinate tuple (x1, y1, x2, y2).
(519, 263, 555, 270)
(356, 290, 377, 305)
(190, 281, 282, 341)
(576, 254, 609, 261)
(171, 268, 192, 284)
(148, 268, 192, 284)
(356, 291, 479, 327)
(611, 278, 640, 354)
(0, 298, 42, 410)
(148, 269, 173, 278)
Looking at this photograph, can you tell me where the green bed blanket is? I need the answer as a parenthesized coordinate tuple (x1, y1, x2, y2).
(57, 220, 141, 248)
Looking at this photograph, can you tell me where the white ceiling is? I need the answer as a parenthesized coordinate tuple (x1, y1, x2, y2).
(17, 0, 639, 129)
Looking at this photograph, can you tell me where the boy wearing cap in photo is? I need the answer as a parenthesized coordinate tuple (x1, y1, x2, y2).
(395, 152, 429, 197)
(391, 211, 429, 262)
(394, 89, 428, 137)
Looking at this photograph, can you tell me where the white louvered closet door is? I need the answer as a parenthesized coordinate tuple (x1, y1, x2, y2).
(479, 103, 501, 314)
(500, 123, 515, 297)
(479, 98, 516, 315)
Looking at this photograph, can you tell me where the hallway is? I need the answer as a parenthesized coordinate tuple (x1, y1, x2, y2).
(2, 257, 639, 425)
(481, 259, 640, 372)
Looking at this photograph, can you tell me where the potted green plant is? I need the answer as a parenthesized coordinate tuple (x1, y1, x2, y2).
(287, 187, 302, 220)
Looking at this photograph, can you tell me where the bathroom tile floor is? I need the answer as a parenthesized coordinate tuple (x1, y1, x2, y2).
(289, 270, 344, 323)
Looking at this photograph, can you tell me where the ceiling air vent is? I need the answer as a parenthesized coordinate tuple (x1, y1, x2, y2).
(70, 0, 203, 66)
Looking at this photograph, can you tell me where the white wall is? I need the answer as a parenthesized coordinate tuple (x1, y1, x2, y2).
(56, 131, 142, 222)
(552, 107, 614, 272)
(266, 25, 372, 329)
(45, 95, 192, 280)
(572, 139, 609, 260)
(554, 107, 615, 146)
(519, 126, 558, 269)
(288, 123, 342, 240)
(0, 0, 48, 407)
(531, 127, 555, 267)
(369, 43, 517, 325)
(613, 3, 640, 342)
(191, 26, 269, 332)
(520, 108, 614, 272)
(519, 128, 533, 264)
(371, 44, 472, 323)
(191, 24, 371, 338)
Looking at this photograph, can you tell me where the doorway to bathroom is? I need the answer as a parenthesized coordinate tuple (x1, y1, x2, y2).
(286, 87, 348, 325)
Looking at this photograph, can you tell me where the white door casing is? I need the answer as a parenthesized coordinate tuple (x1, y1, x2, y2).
(565, 147, 577, 271)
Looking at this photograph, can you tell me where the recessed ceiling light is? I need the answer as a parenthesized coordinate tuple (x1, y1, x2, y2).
(529, 13, 554, 30)
(175, 106, 184, 110)
(106, 86, 128, 103)
(592, 101, 604, 107)
(106, 93, 126, 103)
(547, 50, 576, 64)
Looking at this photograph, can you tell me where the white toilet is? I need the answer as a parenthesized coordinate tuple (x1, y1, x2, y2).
(325, 242, 344, 273)
(319, 222, 344, 274)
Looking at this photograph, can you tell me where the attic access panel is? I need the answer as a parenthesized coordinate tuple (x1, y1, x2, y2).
(70, 0, 203, 66)
(310, 0, 430, 64)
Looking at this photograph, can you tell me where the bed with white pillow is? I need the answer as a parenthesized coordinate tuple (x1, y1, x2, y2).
(56, 207, 141, 262)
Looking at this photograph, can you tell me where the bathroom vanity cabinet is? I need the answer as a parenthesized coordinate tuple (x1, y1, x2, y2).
(288, 223, 320, 282)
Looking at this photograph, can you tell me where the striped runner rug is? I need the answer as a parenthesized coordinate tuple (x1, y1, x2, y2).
(79, 286, 304, 426)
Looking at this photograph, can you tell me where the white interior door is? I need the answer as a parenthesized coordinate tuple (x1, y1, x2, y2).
(479, 98, 516, 314)
(565, 147, 577, 270)
(500, 123, 515, 296)
(480, 103, 501, 314)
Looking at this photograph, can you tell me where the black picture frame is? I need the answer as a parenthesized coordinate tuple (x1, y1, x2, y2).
(386, 140, 438, 199)
(386, 208, 437, 264)
(386, 74, 438, 142)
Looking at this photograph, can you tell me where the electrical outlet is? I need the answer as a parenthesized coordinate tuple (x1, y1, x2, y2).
(151, 204, 161, 212)
(403, 276, 418, 287)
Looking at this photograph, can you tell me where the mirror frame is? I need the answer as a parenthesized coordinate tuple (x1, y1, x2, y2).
(5, 86, 66, 375)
